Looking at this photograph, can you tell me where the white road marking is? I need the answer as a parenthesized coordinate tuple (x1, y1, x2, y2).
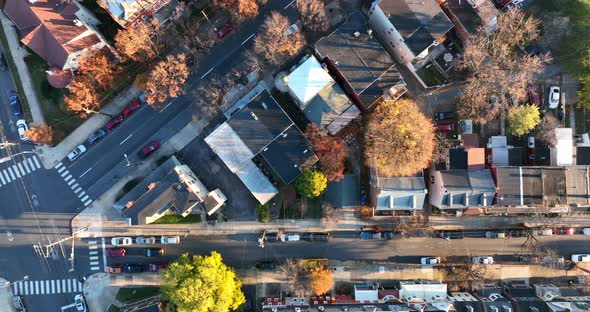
(91, 266, 100, 271)
(8, 167, 15, 180)
(88, 240, 97, 244)
(56, 280, 60, 293)
(22, 160, 30, 173)
(3, 170, 10, 182)
(23, 282, 28, 295)
(45, 281, 50, 294)
(90, 261, 99, 266)
(64, 174, 72, 182)
(60, 170, 69, 177)
(74, 187, 82, 194)
(51, 280, 55, 294)
(12, 165, 20, 178)
(102, 237, 107, 272)
(28, 158, 36, 171)
(32, 156, 40, 169)
(0, 173, 4, 184)
(61, 280, 66, 292)
(61, 303, 76, 311)
(241, 33, 255, 45)
(89, 245, 98, 250)
(120, 134, 133, 145)
(89, 250, 98, 255)
(55, 162, 62, 169)
(17, 163, 25, 176)
(90, 256, 98, 260)
(81, 195, 89, 202)
(79, 166, 93, 178)
(200, 67, 214, 79)
(57, 166, 65, 173)
(67, 179, 75, 186)
(71, 183, 79, 190)
(284, 0, 296, 9)
(78, 191, 86, 198)
(84, 199, 92, 206)
(35, 281, 39, 294)
(67, 279, 71, 292)
(40, 280, 44, 294)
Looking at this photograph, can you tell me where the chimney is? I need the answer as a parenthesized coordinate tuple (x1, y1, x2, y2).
(147, 182, 156, 190)
(124, 201, 134, 208)
(491, 306, 499, 312)
(466, 306, 474, 312)
(73, 19, 83, 27)
(503, 305, 512, 312)
(28, 0, 38, 3)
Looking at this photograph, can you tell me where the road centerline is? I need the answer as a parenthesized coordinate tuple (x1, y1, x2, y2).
(119, 134, 133, 145)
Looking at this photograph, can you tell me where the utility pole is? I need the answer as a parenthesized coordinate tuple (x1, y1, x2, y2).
(201, 10, 217, 31)
(35, 227, 88, 272)
(258, 230, 266, 248)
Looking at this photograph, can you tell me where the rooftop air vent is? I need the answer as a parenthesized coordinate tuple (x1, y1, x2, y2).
(354, 31, 360, 37)
(250, 111, 258, 120)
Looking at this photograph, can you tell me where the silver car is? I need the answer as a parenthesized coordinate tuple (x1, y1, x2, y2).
(67, 144, 87, 161)
(136, 237, 156, 244)
(548, 86, 560, 109)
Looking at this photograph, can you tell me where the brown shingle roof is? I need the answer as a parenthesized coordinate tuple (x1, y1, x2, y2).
(4, 0, 103, 69)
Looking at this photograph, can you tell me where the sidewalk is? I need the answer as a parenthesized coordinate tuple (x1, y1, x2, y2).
(0, 12, 44, 125)
(0, 278, 16, 312)
(71, 119, 208, 236)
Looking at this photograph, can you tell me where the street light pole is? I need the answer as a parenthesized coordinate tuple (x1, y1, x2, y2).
(0, 151, 36, 164)
(123, 154, 131, 167)
(201, 10, 217, 31)
(3, 276, 29, 288)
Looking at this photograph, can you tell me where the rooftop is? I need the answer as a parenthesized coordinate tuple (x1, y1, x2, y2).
(286, 56, 334, 105)
(315, 11, 403, 107)
(495, 167, 567, 207)
(376, 0, 454, 56)
(372, 173, 427, 211)
(444, 0, 499, 35)
(565, 166, 590, 206)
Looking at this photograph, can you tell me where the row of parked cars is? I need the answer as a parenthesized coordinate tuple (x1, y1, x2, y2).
(111, 236, 180, 246)
(106, 262, 168, 274)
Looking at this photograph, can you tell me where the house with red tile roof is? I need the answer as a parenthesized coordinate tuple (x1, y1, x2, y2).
(4, 0, 110, 71)
(97, 0, 180, 29)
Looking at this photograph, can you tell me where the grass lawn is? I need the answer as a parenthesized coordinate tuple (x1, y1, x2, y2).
(0, 21, 31, 120)
(152, 214, 202, 224)
(115, 287, 160, 304)
(23, 52, 84, 144)
(107, 305, 120, 312)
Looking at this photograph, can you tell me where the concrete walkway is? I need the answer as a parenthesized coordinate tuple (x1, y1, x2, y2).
(0, 11, 45, 125)
(0, 278, 16, 312)
(84, 272, 160, 312)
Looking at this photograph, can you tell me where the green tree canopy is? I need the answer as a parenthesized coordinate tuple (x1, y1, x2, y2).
(506, 105, 541, 137)
(294, 170, 327, 198)
(161, 252, 245, 312)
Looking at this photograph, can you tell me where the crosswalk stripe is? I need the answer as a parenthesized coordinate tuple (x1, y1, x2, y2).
(45, 281, 50, 294)
(32, 156, 41, 169)
(71, 183, 79, 190)
(22, 160, 30, 173)
(78, 281, 82, 291)
(3, 170, 10, 182)
(0, 173, 4, 185)
(23, 282, 28, 295)
(60, 170, 69, 177)
(64, 174, 72, 182)
(57, 165, 65, 173)
(56, 280, 60, 293)
(55, 162, 62, 169)
(81, 195, 89, 202)
(89, 245, 98, 250)
(88, 240, 97, 244)
(84, 199, 92, 206)
(7, 167, 15, 180)
(68, 178, 75, 186)
(27, 158, 36, 172)
(40, 280, 44, 294)
(11, 166, 20, 178)
(90, 261, 99, 265)
(78, 191, 86, 199)
(91, 266, 100, 271)
(67, 279, 71, 292)
(17, 162, 25, 176)
(89, 251, 98, 255)
(61, 280, 66, 293)
(35, 281, 39, 294)
(90, 256, 98, 260)
(74, 187, 82, 194)
(51, 280, 55, 294)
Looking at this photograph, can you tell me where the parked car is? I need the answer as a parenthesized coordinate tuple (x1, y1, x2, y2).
(421, 257, 441, 265)
(548, 86, 560, 109)
(74, 294, 87, 312)
(67, 144, 87, 161)
(87, 129, 106, 145)
(583, 228, 590, 236)
(122, 99, 141, 117)
(111, 237, 132, 246)
(472, 256, 494, 264)
(105, 114, 124, 131)
(540, 229, 553, 236)
(160, 236, 180, 244)
(255, 260, 277, 270)
(106, 265, 122, 274)
(300, 232, 330, 242)
(360, 231, 381, 240)
(9, 91, 22, 117)
(123, 263, 143, 273)
(485, 231, 498, 239)
(279, 233, 300, 242)
(571, 254, 590, 262)
(16, 119, 29, 141)
(436, 123, 455, 131)
(216, 20, 236, 39)
(148, 262, 168, 272)
(138, 141, 159, 158)
(286, 24, 299, 36)
(145, 248, 165, 257)
(135, 237, 156, 244)
(12, 296, 25, 312)
(527, 84, 541, 106)
(382, 231, 394, 239)
(439, 231, 464, 239)
(555, 227, 575, 235)
(434, 111, 456, 121)
(107, 247, 126, 257)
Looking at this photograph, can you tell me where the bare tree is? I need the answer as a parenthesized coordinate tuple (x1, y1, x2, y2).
(456, 8, 551, 123)
(192, 75, 235, 118)
(296, 0, 329, 33)
(253, 11, 304, 65)
(281, 259, 310, 297)
(443, 260, 488, 291)
(144, 54, 190, 106)
(173, 2, 214, 61)
(535, 114, 562, 146)
(520, 229, 562, 268)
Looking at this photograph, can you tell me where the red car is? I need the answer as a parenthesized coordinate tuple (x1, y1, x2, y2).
(436, 123, 455, 131)
(107, 247, 126, 257)
(122, 99, 141, 117)
(527, 84, 541, 106)
(148, 262, 168, 272)
(106, 265, 122, 273)
(138, 141, 159, 158)
(106, 114, 124, 131)
(216, 20, 236, 40)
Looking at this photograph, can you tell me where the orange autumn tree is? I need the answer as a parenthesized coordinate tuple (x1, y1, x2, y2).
(304, 123, 347, 182)
(143, 54, 189, 106)
(24, 124, 53, 145)
(364, 98, 435, 177)
(115, 19, 162, 62)
(64, 76, 101, 118)
(78, 50, 120, 90)
(309, 265, 334, 296)
(238, 0, 259, 17)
